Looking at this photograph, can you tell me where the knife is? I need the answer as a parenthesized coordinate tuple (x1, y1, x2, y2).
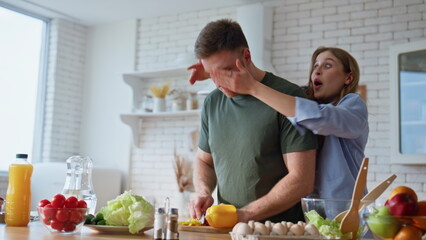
(200, 212, 206, 225)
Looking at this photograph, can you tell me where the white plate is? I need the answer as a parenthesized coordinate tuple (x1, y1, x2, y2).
(85, 224, 153, 235)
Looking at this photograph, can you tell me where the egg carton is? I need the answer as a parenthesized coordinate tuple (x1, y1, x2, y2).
(229, 232, 340, 240)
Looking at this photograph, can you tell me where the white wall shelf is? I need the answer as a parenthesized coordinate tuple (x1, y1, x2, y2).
(120, 110, 201, 147)
(121, 67, 200, 147)
(123, 109, 201, 118)
(123, 67, 191, 108)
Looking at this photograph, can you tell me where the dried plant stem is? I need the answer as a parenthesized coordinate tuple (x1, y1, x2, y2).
(173, 149, 194, 192)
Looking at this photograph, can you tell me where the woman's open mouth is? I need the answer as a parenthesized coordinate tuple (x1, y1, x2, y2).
(313, 79, 322, 89)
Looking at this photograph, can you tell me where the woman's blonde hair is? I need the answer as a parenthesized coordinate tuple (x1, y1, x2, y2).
(305, 47, 360, 104)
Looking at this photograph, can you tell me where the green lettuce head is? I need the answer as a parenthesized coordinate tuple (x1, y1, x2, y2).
(100, 191, 154, 234)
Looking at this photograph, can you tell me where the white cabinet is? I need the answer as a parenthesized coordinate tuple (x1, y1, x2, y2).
(120, 67, 201, 147)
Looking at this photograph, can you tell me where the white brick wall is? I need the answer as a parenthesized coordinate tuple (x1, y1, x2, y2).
(132, 0, 426, 206)
(268, 0, 426, 203)
(42, 19, 87, 162)
(130, 7, 235, 207)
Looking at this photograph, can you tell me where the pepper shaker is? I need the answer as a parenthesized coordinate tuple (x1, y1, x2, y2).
(165, 208, 179, 240)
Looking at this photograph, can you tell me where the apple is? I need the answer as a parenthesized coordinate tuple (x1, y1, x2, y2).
(388, 193, 418, 216)
(367, 206, 400, 238)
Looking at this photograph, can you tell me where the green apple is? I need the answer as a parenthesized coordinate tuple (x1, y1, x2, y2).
(367, 206, 400, 238)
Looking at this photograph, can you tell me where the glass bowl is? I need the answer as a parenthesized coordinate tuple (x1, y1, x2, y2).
(362, 211, 426, 239)
(0, 199, 4, 211)
(37, 206, 88, 234)
(0, 199, 4, 223)
(301, 198, 375, 239)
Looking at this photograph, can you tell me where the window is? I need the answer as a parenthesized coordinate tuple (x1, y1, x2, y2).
(0, 4, 49, 170)
(390, 40, 426, 164)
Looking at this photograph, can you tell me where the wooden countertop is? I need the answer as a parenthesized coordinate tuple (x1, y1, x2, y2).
(1, 222, 375, 240)
(1, 222, 231, 240)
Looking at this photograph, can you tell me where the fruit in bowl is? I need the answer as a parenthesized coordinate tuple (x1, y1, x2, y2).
(363, 210, 425, 240)
(364, 206, 400, 238)
(301, 198, 374, 239)
(0, 197, 4, 224)
(364, 185, 426, 240)
(37, 194, 88, 234)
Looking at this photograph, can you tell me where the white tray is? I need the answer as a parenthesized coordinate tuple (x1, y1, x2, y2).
(229, 232, 340, 240)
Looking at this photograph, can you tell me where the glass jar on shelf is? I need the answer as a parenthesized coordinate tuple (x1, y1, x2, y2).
(141, 95, 153, 112)
(186, 92, 198, 110)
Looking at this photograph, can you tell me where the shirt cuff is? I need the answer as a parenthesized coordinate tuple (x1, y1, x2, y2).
(295, 97, 322, 121)
(286, 97, 322, 135)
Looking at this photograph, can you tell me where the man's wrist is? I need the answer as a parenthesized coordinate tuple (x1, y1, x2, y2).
(196, 189, 211, 197)
(237, 208, 254, 222)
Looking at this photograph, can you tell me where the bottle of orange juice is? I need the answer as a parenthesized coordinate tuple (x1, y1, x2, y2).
(5, 153, 33, 226)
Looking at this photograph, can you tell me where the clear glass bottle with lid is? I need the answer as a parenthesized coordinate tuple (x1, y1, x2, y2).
(61, 155, 97, 214)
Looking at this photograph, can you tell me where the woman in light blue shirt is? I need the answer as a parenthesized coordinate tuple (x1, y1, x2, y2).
(209, 47, 368, 199)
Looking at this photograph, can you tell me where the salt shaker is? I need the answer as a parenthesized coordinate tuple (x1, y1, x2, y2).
(61, 155, 97, 214)
(153, 207, 166, 240)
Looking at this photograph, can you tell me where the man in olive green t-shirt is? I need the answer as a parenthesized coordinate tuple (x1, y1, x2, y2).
(187, 19, 317, 223)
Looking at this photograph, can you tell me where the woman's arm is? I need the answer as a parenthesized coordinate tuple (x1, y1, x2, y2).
(251, 81, 297, 117)
(188, 61, 210, 85)
(211, 59, 297, 116)
(293, 94, 368, 138)
(213, 59, 368, 139)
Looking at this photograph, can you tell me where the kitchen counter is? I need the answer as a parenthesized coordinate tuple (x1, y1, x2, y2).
(1, 222, 375, 240)
(1, 222, 231, 240)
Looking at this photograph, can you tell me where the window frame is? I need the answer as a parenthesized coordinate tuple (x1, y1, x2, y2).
(390, 40, 426, 165)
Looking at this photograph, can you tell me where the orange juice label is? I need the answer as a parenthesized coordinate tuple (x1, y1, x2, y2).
(5, 163, 33, 226)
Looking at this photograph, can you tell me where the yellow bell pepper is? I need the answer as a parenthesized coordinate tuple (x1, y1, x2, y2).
(178, 218, 202, 226)
(205, 204, 238, 228)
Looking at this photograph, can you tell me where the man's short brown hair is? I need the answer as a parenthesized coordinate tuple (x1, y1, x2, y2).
(194, 19, 249, 59)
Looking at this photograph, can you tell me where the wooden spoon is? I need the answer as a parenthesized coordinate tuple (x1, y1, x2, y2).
(334, 173, 397, 223)
(340, 158, 369, 240)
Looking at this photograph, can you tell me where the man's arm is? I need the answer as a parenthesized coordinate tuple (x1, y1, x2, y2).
(238, 149, 316, 222)
(189, 148, 216, 219)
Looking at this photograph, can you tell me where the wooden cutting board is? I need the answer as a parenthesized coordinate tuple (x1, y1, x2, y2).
(178, 225, 232, 233)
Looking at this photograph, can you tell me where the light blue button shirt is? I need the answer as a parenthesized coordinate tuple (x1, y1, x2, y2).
(288, 93, 369, 199)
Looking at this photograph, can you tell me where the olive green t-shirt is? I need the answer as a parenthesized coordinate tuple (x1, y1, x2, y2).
(199, 72, 317, 223)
